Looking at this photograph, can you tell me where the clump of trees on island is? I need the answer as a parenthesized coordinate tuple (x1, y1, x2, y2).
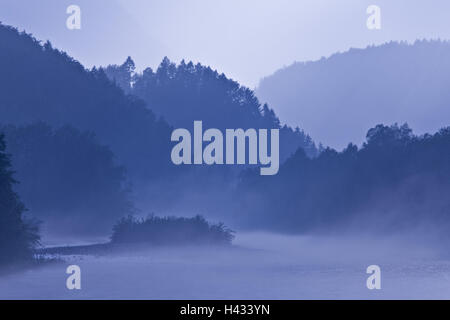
(111, 215, 235, 246)
(38, 214, 235, 256)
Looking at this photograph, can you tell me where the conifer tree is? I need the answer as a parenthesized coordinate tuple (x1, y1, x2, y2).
(0, 133, 39, 266)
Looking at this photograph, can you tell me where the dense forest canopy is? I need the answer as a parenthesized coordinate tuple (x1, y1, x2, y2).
(0, 23, 173, 181)
(104, 57, 318, 161)
(1, 123, 133, 233)
(236, 123, 450, 235)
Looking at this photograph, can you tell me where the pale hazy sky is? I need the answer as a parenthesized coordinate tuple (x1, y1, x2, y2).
(1, 0, 450, 87)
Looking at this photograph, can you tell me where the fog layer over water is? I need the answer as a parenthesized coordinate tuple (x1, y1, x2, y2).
(1, 232, 450, 299)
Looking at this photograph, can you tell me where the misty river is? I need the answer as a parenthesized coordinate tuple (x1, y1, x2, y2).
(1, 232, 450, 299)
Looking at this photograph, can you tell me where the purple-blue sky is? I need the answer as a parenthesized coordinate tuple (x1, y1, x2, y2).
(1, 0, 449, 88)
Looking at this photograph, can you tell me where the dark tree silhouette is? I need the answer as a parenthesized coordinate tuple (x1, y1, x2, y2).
(1, 123, 133, 234)
(103, 56, 136, 94)
(0, 134, 40, 266)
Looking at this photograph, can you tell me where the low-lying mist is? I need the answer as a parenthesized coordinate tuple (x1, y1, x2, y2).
(2, 231, 450, 299)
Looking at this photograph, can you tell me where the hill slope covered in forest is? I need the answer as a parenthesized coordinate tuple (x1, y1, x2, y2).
(256, 40, 450, 149)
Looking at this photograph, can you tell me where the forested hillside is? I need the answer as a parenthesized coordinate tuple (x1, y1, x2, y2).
(236, 123, 450, 234)
(257, 41, 450, 150)
(0, 24, 173, 181)
(1, 123, 132, 233)
(104, 57, 318, 161)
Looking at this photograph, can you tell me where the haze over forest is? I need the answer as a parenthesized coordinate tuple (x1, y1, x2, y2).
(257, 41, 450, 149)
(1, 1, 450, 298)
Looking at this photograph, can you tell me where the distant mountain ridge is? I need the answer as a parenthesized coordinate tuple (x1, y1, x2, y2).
(256, 40, 450, 149)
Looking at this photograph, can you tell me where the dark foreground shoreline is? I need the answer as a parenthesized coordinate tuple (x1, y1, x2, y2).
(36, 243, 113, 256)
